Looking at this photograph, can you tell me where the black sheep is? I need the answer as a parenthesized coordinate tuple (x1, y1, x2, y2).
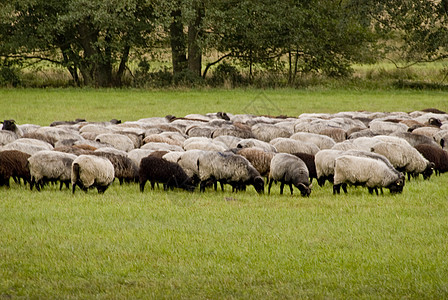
(0, 150, 31, 187)
(139, 156, 195, 192)
(415, 144, 448, 175)
(292, 152, 317, 184)
(93, 151, 139, 184)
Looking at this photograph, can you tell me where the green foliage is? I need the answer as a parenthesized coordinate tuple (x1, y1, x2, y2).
(208, 62, 244, 87)
(173, 68, 204, 86)
(0, 60, 21, 87)
(365, 0, 448, 63)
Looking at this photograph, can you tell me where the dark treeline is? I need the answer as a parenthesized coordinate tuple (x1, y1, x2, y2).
(0, 0, 447, 87)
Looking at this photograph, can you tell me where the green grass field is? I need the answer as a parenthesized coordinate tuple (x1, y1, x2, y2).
(1, 87, 448, 299)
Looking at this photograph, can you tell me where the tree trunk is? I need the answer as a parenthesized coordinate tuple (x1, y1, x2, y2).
(188, 1, 204, 76)
(170, 8, 187, 75)
(116, 45, 130, 86)
(77, 22, 114, 87)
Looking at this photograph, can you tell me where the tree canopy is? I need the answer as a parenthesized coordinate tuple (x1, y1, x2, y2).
(0, 0, 445, 87)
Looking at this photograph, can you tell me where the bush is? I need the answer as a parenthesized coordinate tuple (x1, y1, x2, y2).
(173, 69, 204, 87)
(208, 62, 244, 87)
(0, 62, 21, 87)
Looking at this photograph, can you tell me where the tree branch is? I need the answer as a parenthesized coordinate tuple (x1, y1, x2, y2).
(202, 53, 232, 79)
(0, 54, 63, 65)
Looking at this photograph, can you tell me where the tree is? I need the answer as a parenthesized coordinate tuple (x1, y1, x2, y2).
(364, 0, 448, 64)
(205, 0, 375, 80)
(0, 0, 155, 87)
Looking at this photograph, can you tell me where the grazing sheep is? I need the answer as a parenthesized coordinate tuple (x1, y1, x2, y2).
(211, 125, 254, 139)
(433, 130, 448, 148)
(2, 138, 54, 155)
(333, 155, 405, 195)
(315, 149, 345, 186)
(139, 156, 195, 192)
(50, 118, 86, 127)
(0, 150, 31, 187)
(390, 132, 440, 148)
(270, 138, 320, 156)
(411, 127, 441, 139)
(95, 133, 135, 152)
(28, 150, 77, 191)
(251, 123, 293, 142)
(162, 151, 184, 163)
(0, 130, 18, 146)
(318, 128, 347, 143)
(292, 152, 317, 184)
(1, 119, 23, 137)
(128, 149, 155, 167)
(33, 126, 84, 145)
(143, 134, 183, 146)
(371, 142, 434, 180)
(141, 142, 184, 152)
(237, 138, 277, 152)
(185, 125, 215, 138)
(415, 144, 448, 175)
(177, 149, 206, 185)
(71, 155, 115, 194)
(197, 151, 264, 193)
(213, 135, 242, 149)
(233, 147, 275, 177)
(54, 145, 94, 156)
(290, 132, 336, 150)
(148, 150, 169, 159)
(347, 129, 376, 139)
(93, 151, 138, 184)
(268, 153, 311, 196)
(369, 120, 409, 135)
(183, 140, 227, 152)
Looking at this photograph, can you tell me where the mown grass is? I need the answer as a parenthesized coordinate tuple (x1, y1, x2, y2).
(1, 87, 448, 125)
(1, 87, 448, 298)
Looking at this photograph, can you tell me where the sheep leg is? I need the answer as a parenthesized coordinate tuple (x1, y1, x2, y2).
(342, 183, 348, 194)
(220, 181, 225, 192)
(280, 182, 284, 195)
(97, 185, 108, 194)
(150, 181, 155, 190)
(139, 181, 146, 192)
(200, 181, 207, 193)
(268, 178, 274, 195)
(333, 184, 340, 195)
(289, 184, 294, 195)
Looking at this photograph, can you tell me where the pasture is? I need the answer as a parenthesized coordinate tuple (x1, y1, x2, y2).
(1, 88, 448, 299)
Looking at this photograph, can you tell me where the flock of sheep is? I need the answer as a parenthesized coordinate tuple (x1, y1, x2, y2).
(1, 107, 447, 196)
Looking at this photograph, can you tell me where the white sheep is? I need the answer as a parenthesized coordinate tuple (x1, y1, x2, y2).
(371, 141, 434, 180)
(333, 155, 405, 195)
(290, 132, 336, 150)
(368, 120, 409, 135)
(251, 123, 293, 142)
(270, 137, 320, 155)
(71, 155, 115, 194)
(237, 138, 277, 152)
(95, 133, 135, 152)
(314, 149, 345, 186)
(28, 150, 77, 191)
(141, 142, 184, 152)
(2, 138, 54, 155)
